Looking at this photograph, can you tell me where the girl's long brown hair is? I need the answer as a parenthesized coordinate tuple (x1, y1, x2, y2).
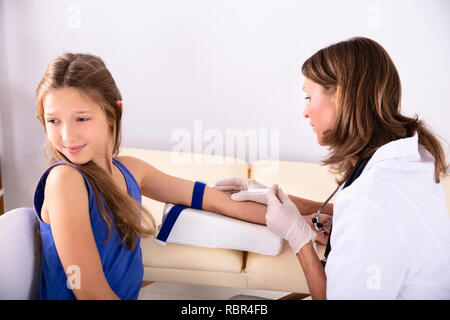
(302, 37, 448, 184)
(35, 53, 156, 252)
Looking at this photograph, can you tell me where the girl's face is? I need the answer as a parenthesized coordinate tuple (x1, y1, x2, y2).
(302, 78, 338, 146)
(43, 87, 114, 165)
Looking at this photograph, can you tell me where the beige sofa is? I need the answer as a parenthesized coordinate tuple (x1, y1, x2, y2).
(119, 147, 450, 295)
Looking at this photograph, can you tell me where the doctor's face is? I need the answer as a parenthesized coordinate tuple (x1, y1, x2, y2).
(302, 78, 338, 146)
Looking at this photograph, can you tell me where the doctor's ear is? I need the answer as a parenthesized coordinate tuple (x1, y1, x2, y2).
(116, 100, 123, 113)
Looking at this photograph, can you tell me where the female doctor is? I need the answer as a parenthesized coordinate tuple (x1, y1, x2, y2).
(215, 37, 450, 299)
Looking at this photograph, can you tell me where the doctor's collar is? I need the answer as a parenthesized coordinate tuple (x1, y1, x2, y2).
(363, 134, 420, 171)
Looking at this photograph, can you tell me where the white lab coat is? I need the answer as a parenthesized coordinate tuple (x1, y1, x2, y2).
(325, 134, 450, 299)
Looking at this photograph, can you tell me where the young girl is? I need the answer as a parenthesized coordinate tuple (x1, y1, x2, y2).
(33, 53, 277, 300)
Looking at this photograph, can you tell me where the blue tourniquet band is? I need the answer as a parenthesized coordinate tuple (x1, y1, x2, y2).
(191, 181, 206, 210)
(156, 205, 187, 242)
(155, 181, 207, 243)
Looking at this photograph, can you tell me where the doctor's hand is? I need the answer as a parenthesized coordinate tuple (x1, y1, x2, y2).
(213, 178, 269, 205)
(304, 213, 332, 246)
(265, 185, 316, 254)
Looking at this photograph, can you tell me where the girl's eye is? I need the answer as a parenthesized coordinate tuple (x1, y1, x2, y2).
(46, 118, 89, 124)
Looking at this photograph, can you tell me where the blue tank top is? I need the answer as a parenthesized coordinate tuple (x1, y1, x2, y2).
(33, 158, 144, 300)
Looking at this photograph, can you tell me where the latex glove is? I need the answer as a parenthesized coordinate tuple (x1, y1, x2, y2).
(214, 178, 269, 205)
(265, 184, 316, 253)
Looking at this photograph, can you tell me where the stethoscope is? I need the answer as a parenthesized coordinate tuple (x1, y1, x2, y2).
(311, 183, 343, 233)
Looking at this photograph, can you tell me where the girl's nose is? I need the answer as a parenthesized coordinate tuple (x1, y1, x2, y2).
(61, 123, 74, 143)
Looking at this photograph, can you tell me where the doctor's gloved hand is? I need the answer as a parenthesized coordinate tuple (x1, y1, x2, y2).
(265, 185, 317, 254)
(213, 178, 269, 205)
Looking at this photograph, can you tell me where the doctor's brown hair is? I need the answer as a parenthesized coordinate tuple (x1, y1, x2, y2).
(302, 37, 448, 185)
(35, 53, 156, 252)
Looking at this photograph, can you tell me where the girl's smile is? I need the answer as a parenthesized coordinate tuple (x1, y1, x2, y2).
(64, 144, 86, 154)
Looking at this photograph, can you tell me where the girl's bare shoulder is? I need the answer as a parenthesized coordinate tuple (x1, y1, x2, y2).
(46, 164, 87, 194)
(114, 155, 147, 187)
(42, 164, 89, 224)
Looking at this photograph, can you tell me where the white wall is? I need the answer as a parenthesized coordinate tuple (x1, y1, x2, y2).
(1, 0, 449, 210)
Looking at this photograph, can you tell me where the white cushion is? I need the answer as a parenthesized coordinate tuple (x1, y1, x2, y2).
(0, 208, 41, 299)
(155, 203, 283, 256)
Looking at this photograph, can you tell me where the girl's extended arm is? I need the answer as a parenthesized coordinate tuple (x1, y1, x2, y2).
(132, 157, 267, 224)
